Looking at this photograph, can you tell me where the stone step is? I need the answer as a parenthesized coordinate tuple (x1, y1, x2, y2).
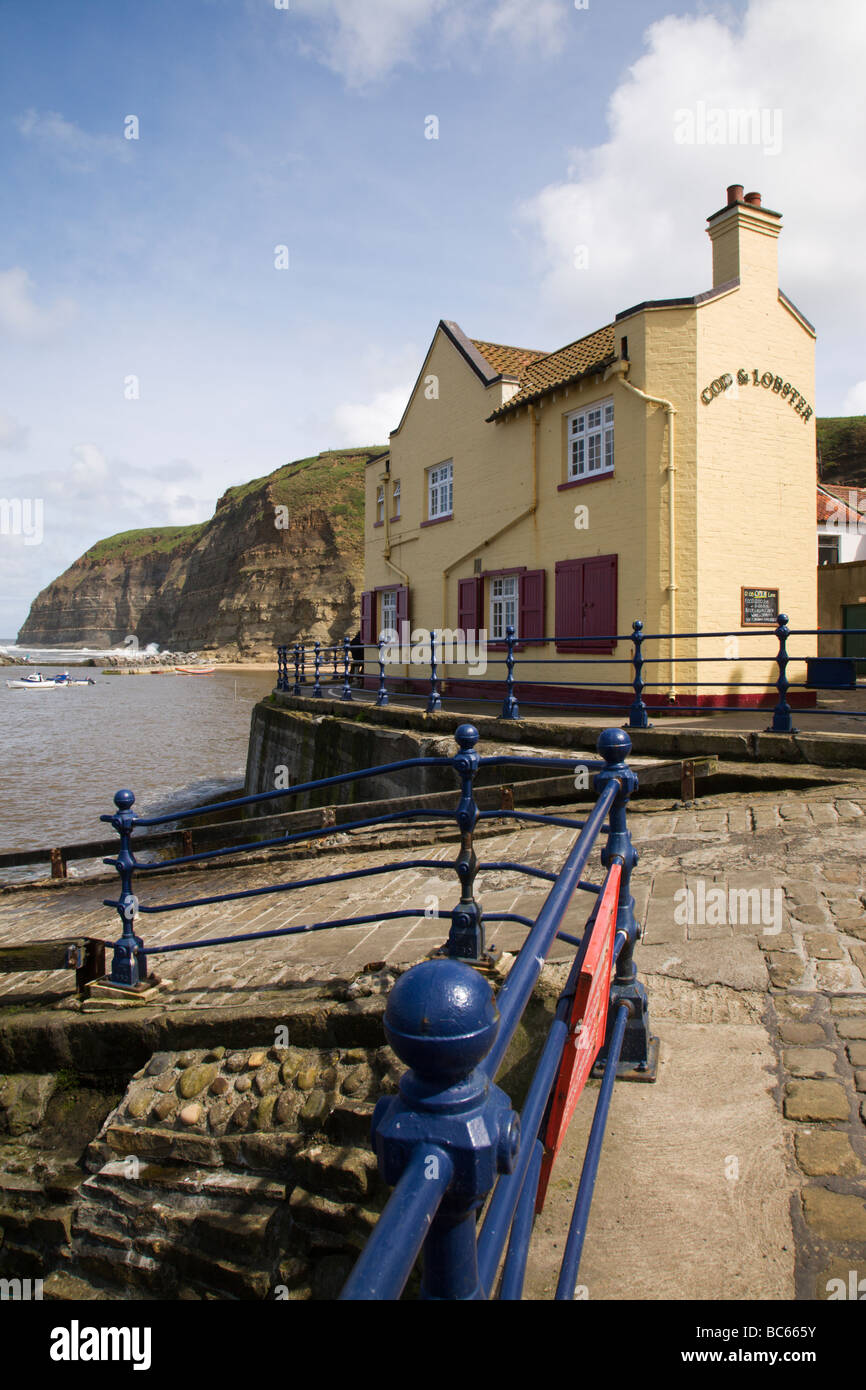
(43, 1267, 135, 1301)
(324, 1098, 375, 1146)
(291, 1143, 380, 1203)
(288, 1185, 380, 1243)
(0, 1204, 73, 1247)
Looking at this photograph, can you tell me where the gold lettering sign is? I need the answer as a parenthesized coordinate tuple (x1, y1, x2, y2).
(699, 368, 812, 423)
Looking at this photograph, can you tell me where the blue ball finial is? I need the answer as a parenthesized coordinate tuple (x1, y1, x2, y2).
(384, 959, 499, 1080)
(114, 789, 135, 810)
(597, 726, 631, 764)
(454, 723, 479, 753)
(632, 618, 643, 633)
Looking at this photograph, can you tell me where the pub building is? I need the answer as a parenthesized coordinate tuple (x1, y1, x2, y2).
(362, 184, 817, 708)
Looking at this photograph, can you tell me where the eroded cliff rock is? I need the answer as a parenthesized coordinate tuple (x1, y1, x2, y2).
(17, 448, 384, 657)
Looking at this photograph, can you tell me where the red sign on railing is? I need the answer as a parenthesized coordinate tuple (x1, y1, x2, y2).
(536, 860, 621, 1211)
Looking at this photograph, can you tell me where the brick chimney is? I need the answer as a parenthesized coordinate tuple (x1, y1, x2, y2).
(706, 184, 782, 293)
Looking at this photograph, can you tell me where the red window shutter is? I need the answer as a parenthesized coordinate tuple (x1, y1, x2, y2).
(519, 569, 545, 642)
(395, 585, 410, 628)
(582, 555, 617, 643)
(554, 561, 582, 644)
(360, 590, 374, 645)
(458, 577, 482, 636)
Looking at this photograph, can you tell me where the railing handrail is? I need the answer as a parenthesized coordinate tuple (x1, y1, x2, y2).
(278, 613, 866, 735)
(339, 725, 651, 1300)
(101, 724, 611, 989)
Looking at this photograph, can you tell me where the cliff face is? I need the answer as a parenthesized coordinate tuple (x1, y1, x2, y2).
(18, 448, 384, 657)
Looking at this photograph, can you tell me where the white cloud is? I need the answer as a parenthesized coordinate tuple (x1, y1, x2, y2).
(489, 0, 568, 56)
(290, 0, 572, 85)
(0, 268, 76, 342)
(291, 0, 445, 85)
(15, 109, 132, 172)
(69, 444, 109, 489)
(518, 0, 866, 350)
(331, 387, 409, 444)
(0, 410, 28, 451)
(842, 381, 866, 415)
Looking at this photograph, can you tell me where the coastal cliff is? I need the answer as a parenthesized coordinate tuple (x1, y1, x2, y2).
(17, 447, 384, 657)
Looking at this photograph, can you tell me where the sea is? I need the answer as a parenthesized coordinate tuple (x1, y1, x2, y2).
(0, 641, 276, 866)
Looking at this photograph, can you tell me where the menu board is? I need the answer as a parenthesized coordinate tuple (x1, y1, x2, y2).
(741, 587, 779, 626)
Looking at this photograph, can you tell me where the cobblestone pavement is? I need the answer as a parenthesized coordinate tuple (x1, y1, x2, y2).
(2, 779, 866, 1299)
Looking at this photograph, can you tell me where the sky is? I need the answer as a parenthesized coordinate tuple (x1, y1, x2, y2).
(1, 0, 865, 636)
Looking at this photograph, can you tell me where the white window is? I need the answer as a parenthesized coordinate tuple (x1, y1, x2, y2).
(567, 398, 614, 480)
(376, 485, 385, 523)
(392, 479, 401, 518)
(428, 461, 453, 519)
(491, 575, 518, 642)
(380, 588, 398, 637)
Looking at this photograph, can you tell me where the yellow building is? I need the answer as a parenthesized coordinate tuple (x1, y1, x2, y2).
(363, 185, 817, 710)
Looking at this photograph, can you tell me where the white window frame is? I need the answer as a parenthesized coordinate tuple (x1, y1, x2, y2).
(376, 485, 385, 523)
(490, 574, 518, 642)
(380, 588, 398, 638)
(428, 460, 453, 519)
(392, 478, 401, 518)
(567, 398, 614, 481)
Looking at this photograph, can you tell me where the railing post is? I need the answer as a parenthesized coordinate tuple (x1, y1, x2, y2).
(376, 637, 389, 706)
(592, 728, 658, 1080)
(332, 643, 339, 686)
(365, 960, 520, 1299)
(312, 641, 323, 697)
(299, 642, 307, 685)
(500, 625, 519, 720)
(767, 613, 797, 734)
(439, 723, 496, 966)
(104, 789, 147, 988)
(627, 619, 651, 728)
(427, 628, 442, 713)
(341, 635, 353, 701)
(277, 645, 286, 692)
(292, 644, 301, 696)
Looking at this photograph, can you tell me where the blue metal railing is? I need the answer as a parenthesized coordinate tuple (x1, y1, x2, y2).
(101, 717, 653, 1296)
(339, 725, 655, 1300)
(101, 724, 607, 989)
(276, 616, 866, 733)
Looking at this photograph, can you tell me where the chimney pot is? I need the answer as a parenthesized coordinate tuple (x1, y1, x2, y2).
(727, 184, 744, 206)
(744, 191, 762, 207)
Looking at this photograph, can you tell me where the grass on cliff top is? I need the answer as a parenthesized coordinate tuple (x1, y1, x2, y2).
(85, 524, 206, 563)
(817, 415, 866, 483)
(220, 447, 386, 554)
(221, 447, 386, 511)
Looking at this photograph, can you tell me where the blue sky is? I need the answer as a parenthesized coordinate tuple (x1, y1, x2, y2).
(1, 0, 864, 635)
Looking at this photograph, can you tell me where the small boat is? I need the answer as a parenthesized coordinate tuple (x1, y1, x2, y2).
(6, 672, 59, 690)
(52, 672, 95, 685)
(176, 665, 216, 676)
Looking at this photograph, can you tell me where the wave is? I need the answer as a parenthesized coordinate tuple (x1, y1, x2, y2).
(0, 639, 164, 661)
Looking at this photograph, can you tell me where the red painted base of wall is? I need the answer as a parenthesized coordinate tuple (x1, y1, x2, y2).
(357, 676, 818, 712)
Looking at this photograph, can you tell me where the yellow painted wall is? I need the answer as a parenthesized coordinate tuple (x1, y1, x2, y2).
(364, 204, 816, 703)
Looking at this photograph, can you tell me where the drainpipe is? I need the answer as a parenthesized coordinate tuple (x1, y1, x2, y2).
(619, 378, 678, 699)
(381, 469, 410, 587)
(441, 404, 541, 627)
(380, 468, 410, 681)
